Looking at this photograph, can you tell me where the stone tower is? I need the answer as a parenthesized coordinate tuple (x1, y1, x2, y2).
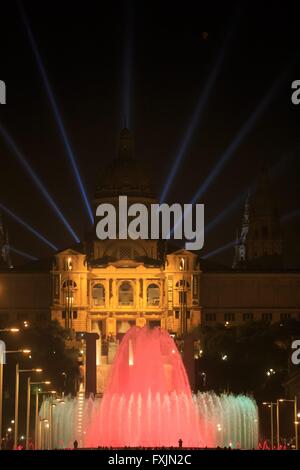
(233, 167, 283, 270)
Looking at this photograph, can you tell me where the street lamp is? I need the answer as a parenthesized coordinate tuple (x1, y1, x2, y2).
(0, 328, 20, 333)
(277, 397, 299, 450)
(39, 418, 48, 450)
(0, 349, 31, 450)
(35, 390, 56, 450)
(14, 364, 42, 449)
(26, 379, 51, 450)
(262, 401, 277, 448)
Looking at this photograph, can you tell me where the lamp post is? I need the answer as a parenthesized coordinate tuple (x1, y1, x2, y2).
(14, 364, 42, 449)
(277, 397, 299, 450)
(294, 396, 298, 451)
(49, 398, 57, 450)
(26, 380, 50, 450)
(262, 402, 277, 448)
(0, 349, 30, 450)
(35, 390, 56, 449)
(39, 418, 48, 450)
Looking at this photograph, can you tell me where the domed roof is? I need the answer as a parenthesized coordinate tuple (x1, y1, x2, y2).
(95, 128, 155, 199)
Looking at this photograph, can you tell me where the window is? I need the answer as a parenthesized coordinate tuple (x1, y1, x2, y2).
(179, 257, 188, 271)
(205, 313, 216, 322)
(118, 282, 134, 306)
(176, 280, 190, 288)
(243, 313, 253, 321)
(186, 310, 191, 320)
(92, 284, 105, 306)
(72, 311, 78, 320)
(119, 246, 132, 259)
(280, 313, 291, 321)
(175, 310, 180, 319)
(224, 312, 235, 322)
(262, 313, 272, 321)
(64, 257, 73, 271)
(147, 284, 160, 306)
(62, 310, 66, 319)
(62, 280, 77, 288)
(179, 291, 187, 304)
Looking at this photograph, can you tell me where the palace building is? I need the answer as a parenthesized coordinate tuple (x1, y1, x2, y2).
(0, 128, 300, 391)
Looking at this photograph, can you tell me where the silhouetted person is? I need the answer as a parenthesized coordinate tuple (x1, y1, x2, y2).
(73, 440, 78, 450)
(178, 438, 183, 448)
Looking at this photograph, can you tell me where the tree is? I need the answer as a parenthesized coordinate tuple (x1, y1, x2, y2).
(2, 318, 79, 438)
(194, 320, 300, 402)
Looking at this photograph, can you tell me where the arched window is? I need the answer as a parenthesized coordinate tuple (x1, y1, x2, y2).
(62, 279, 77, 305)
(118, 282, 134, 306)
(62, 280, 77, 289)
(92, 283, 105, 306)
(175, 280, 190, 288)
(147, 283, 160, 306)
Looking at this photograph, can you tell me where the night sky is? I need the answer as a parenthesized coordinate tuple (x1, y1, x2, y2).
(1, 1, 300, 266)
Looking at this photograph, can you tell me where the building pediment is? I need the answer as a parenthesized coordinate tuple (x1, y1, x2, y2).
(56, 248, 85, 257)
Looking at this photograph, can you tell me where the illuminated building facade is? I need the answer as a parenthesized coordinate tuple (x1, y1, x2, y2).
(0, 129, 300, 391)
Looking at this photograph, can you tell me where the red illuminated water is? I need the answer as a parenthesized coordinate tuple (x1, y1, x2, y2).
(49, 327, 258, 448)
(85, 326, 211, 447)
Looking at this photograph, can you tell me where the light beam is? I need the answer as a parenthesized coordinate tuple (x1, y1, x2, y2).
(202, 239, 236, 259)
(0, 202, 57, 251)
(160, 5, 243, 203)
(205, 191, 248, 234)
(170, 64, 298, 240)
(10, 246, 38, 261)
(190, 63, 297, 205)
(203, 203, 300, 260)
(0, 123, 80, 243)
(19, 2, 94, 224)
(121, 2, 134, 129)
(206, 152, 294, 234)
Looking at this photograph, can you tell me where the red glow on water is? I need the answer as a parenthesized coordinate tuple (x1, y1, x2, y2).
(85, 327, 212, 447)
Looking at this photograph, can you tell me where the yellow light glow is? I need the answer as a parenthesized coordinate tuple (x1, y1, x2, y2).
(128, 339, 134, 366)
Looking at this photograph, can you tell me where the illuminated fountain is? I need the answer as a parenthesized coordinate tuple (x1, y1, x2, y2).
(45, 327, 258, 449)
